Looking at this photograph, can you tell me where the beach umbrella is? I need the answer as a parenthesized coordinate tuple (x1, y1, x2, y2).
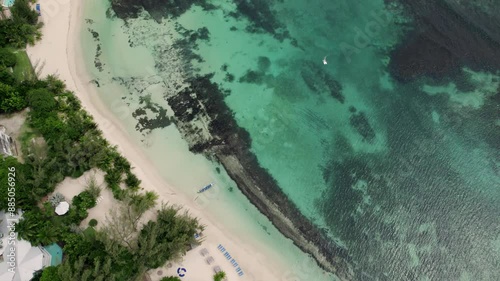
(55, 201, 69, 215)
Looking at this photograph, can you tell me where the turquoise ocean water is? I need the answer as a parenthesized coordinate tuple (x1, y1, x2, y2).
(82, 0, 500, 280)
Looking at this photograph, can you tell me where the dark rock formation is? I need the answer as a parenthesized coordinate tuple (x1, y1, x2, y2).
(166, 74, 356, 280)
(132, 96, 172, 133)
(349, 111, 376, 143)
(257, 56, 271, 72)
(301, 61, 345, 103)
(110, 0, 216, 22)
(238, 70, 265, 84)
(87, 28, 104, 72)
(228, 0, 293, 42)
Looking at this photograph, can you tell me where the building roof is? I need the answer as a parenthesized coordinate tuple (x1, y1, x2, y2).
(0, 212, 49, 281)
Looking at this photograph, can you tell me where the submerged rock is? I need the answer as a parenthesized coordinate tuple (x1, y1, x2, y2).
(349, 112, 376, 142)
(301, 61, 345, 103)
(110, 0, 216, 22)
(229, 0, 293, 42)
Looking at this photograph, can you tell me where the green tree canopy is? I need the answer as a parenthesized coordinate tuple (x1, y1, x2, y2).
(27, 88, 56, 113)
(0, 157, 22, 211)
(0, 19, 41, 48)
(11, 0, 39, 25)
(40, 266, 61, 281)
(0, 82, 25, 113)
(0, 90, 26, 113)
(137, 205, 203, 269)
(0, 48, 17, 67)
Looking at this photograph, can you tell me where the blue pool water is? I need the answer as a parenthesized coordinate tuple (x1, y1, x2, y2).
(3, 0, 14, 8)
(44, 243, 63, 266)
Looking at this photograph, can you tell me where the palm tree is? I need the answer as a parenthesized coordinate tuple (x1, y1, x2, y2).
(84, 173, 102, 200)
(15, 216, 40, 242)
(213, 271, 226, 281)
(129, 191, 159, 215)
(46, 75, 65, 95)
(36, 223, 60, 245)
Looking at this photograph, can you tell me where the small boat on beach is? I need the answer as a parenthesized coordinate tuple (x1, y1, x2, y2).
(197, 183, 214, 193)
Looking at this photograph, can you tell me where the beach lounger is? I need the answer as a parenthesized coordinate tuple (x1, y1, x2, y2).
(213, 266, 222, 273)
(206, 256, 214, 265)
(200, 248, 209, 256)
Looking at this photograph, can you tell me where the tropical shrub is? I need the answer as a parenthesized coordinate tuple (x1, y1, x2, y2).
(104, 168, 122, 187)
(113, 155, 131, 174)
(72, 191, 97, 209)
(85, 175, 101, 200)
(45, 75, 65, 95)
(0, 82, 26, 113)
(89, 219, 98, 227)
(48, 192, 66, 207)
(26, 88, 57, 116)
(125, 172, 141, 190)
(111, 187, 125, 200)
(1, 90, 25, 112)
(66, 207, 89, 225)
(40, 266, 61, 281)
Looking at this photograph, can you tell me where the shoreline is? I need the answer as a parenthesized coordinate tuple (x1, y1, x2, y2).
(26, 0, 310, 280)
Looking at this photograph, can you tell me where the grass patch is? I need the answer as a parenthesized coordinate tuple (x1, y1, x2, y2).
(10, 49, 35, 81)
(82, 226, 96, 238)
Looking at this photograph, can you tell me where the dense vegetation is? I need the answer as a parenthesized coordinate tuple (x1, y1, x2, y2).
(0, 0, 41, 113)
(0, 7, 203, 279)
(0, 0, 42, 48)
(0, 75, 203, 279)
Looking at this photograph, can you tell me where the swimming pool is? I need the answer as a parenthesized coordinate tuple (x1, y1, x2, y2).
(2, 0, 15, 8)
(44, 243, 63, 266)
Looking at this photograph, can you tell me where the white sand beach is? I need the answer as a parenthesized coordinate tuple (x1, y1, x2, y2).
(25, 1, 327, 280)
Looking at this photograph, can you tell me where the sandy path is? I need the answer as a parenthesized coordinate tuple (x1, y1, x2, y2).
(27, 1, 298, 280)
